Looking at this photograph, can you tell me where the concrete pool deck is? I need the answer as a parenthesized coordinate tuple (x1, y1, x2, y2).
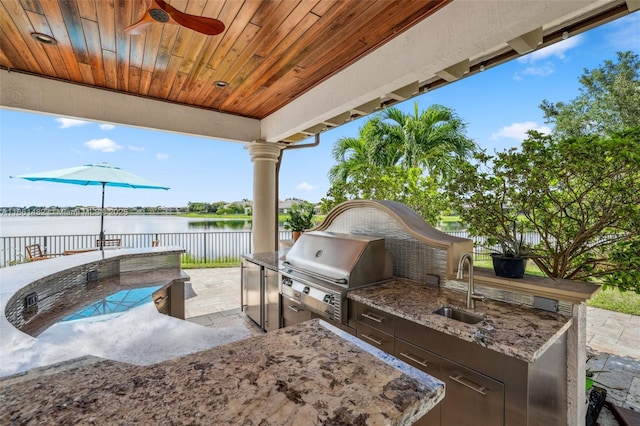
(184, 266, 640, 425)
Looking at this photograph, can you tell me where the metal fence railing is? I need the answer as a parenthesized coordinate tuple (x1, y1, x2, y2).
(445, 231, 544, 262)
(0, 230, 543, 268)
(0, 231, 293, 268)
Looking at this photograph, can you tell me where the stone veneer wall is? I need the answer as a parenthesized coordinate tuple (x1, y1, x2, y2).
(319, 206, 449, 283)
(318, 202, 577, 318)
(5, 253, 180, 334)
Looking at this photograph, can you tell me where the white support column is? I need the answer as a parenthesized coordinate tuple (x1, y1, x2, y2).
(567, 303, 587, 425)
(247, 141, 285, 253)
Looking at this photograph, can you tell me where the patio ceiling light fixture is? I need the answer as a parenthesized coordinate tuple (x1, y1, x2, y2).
(31, 32, 57, 45)
(214, 80, 228, 88)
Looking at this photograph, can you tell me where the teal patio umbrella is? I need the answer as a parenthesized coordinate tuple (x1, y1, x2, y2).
(11, 162, 169, 249)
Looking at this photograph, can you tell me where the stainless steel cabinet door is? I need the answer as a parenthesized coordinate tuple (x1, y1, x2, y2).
(242, 260, 262, 328)
(441, 358, 505, 426)
(264, 267, 280, 331)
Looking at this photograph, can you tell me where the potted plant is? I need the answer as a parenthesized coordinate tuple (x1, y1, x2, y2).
(283, 203, 315, 242)
(484, 220, 531, 279)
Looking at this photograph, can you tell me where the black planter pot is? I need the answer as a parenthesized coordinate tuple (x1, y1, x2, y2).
(490, 253, 526, 278)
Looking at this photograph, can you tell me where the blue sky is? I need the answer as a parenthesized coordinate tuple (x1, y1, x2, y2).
(1, 12, 638, 208)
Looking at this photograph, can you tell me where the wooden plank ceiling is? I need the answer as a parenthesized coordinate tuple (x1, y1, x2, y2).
(0, 0, 450, 120)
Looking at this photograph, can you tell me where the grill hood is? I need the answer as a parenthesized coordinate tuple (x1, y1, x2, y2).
(284, 231, 393, 287)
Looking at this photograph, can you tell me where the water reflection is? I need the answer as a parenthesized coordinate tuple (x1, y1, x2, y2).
(61, 286, 162, 321)
(188, 220, 251, 230)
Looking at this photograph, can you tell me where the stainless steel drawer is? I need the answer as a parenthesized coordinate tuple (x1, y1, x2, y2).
(357, 322, 394, 354)
(281, 296, 312, 326)
(395, 339, 442, 377)
(395, 339, 442, 426)
(356, 303, 395, 335)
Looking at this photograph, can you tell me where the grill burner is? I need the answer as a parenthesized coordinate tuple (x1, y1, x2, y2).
(279, 231, 393, 323)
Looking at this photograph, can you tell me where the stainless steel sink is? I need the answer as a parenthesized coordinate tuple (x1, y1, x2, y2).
(433, 306, 484, 324)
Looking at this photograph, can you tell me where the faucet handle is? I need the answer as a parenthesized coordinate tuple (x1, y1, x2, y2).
(471, 293, 485, 302)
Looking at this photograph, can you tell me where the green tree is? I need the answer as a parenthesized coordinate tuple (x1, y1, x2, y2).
(366, 103, 476, 181)
(324, 103, 474, 223)
(540, 51, 640, 138)
(328, 137, 373, 185)
(446, 128, 640, 291)
(321, 166, 445, 224)
(328, 102, 476, 185)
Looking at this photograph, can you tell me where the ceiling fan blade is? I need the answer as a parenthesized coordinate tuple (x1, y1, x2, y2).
(124, 11, 155, 35)
(126, 0, 225, 36)
(162, 1, 225, 36)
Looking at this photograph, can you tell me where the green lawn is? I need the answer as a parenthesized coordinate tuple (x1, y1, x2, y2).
(587, 287, 640, 316)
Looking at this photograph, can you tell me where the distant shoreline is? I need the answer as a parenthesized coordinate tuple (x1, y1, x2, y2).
(0, 207, 185, 217)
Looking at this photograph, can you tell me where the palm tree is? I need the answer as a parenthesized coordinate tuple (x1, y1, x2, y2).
(370, 102, 476, 180)
(328, 102, 476, 184)
(328, 136, 372, 184)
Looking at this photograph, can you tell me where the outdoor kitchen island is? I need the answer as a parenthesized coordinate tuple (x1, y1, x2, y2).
(264, 200, 601, 425)
(1, 318, 444, 425)
(1, 243, 444, 425)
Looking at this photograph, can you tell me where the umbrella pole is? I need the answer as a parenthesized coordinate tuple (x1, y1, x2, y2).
(99, 183, 105, 250)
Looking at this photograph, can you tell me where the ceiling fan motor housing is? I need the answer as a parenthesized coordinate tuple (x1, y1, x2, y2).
(150, 9, 169, 23)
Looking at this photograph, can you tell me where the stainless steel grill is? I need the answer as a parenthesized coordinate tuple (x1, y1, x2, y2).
(279, 231, 393, 324)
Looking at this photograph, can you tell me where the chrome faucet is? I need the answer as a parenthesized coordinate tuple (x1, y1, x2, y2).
(456, 253, 484, 309)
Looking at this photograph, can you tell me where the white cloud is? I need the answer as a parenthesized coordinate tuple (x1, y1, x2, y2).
(517, 34, 584, 63)
(56, 118, 89, 128)
(84, 138, 122, 152)
(296, 182, 315, 191)
(491, 121, 551, 141)
(99, 124, 115, 130)
(129, 145, 146, 152)
(156, 153, 169, 160)
(521, 65, 555, 77)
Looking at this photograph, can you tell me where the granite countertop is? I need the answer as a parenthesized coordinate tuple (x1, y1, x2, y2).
(0, 319, 444, 425)
(348, 279, 572, 363)
(241, 251, 283, 271)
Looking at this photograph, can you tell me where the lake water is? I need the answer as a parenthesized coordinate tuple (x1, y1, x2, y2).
(0, 215, 254, 237)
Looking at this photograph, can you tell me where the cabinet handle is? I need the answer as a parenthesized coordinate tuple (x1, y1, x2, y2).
(288, 305, 303, 313)
(449, 374, 487, 396)
(361, 334, 383, 346)
(361, 312, 384, 323)
(399, 352, 429, 368)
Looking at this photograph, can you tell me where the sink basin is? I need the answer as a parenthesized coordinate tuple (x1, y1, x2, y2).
(433, 306, 484, 324)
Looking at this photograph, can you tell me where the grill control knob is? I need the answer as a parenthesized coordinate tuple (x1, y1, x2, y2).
(303, 286, 310, 294)
(282, 277, 293, 286)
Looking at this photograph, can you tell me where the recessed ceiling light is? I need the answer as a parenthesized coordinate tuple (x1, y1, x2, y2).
(214, 81, 228, 88)
(31, 32, 57, 45)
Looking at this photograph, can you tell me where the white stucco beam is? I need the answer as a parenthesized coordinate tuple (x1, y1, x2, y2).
(507, 27, 544, 54)
(261, 0, 618, 142)
(0, 70, 260, 144)
(435, 59, 471, 82)
(627, 0, 640, 11)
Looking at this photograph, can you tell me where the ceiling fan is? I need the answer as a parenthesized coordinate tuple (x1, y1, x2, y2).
(125, 0, 225, 36)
